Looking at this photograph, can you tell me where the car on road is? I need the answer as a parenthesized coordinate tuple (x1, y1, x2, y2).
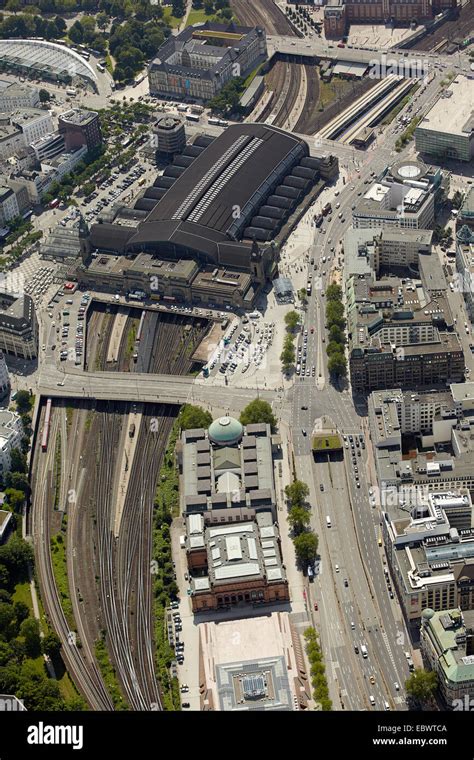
(369, 695, 376, 706)
(354, 645, 359, 654)
(320, 484, 324, 491)
(335, 564, 340, 573)
(301, 405, 308, 410)
(344, 578, 349, 587)
(351, 621, 355, 630)
(394, 682, 400, 691)
(314, 602, 318, 611)
(182, 702, 190, 708)
(369, 675, 375, 685)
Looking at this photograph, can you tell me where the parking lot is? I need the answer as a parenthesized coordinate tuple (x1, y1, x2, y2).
(82, 164, 149, 222)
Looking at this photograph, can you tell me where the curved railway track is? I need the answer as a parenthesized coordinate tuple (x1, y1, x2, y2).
(31, 403, 114, 711)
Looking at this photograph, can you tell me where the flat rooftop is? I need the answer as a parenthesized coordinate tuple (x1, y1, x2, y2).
(417, 75, 474, 138)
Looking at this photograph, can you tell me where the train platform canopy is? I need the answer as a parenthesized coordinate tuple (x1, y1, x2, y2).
(333, 62, 368, 78)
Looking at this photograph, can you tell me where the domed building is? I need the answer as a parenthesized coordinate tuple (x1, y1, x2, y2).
(208, 415, 243, 447)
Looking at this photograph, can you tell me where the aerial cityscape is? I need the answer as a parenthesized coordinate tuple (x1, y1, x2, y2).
(0, 0, 472, 745)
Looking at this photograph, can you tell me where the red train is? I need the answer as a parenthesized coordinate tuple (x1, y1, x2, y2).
(41, 398, 52, 452)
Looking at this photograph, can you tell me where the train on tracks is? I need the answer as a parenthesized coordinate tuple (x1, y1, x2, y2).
(41, 398, 52, 452)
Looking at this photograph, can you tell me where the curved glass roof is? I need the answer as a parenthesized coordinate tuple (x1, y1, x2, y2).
(0, 39, 97, 87)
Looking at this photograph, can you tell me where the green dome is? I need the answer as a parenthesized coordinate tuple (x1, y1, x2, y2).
(422, 608, 435, 620)
(208, 416, 243, 446)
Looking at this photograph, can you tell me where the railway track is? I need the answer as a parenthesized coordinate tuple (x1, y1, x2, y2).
(408, 2, 473, 51)
(31, 402, 114, 711)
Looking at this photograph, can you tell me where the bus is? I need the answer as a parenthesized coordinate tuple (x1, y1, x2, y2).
(306, 281, 312, 296)
(186, 113, 200, 122)
(49, 198, 60, 209)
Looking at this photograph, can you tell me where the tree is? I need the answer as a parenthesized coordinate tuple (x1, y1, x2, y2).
(288, 506, 311, 535)
(9, 448, 27, 474)
(0, 536, 34, 576)
(172, 0, 185, 16)
(13, 601, 29, 625)
(298, 288, 308, 305)
(204, 0, 214, 13)
(19, 618, 41, 658)
(328, 352, 347, 378)
(15, 390, 32, 414)
(329, 324, 345, 344)
(405, 668, 438, 706)
(42, 631, 62, 659)
(68, 20, 84, 44)
(293, 531, 319, 566)
(178, 404, 212, 431)
(326, 284, 342, 302)
(38, 89, 50, 103)
(5, 488, 25, 513)
(96, 11, 108, 30)
(239, 399, 277, 429)
(220, 7, 232, 19)
(284, 310, 300, 332)
(452, 190, 464, 210)
(54, 15, 67, 35)
(285, 479, 309, 508)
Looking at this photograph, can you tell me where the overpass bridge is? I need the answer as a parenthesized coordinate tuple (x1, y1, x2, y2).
(38, 367, 276, 410)
(266, 35, 459, 72)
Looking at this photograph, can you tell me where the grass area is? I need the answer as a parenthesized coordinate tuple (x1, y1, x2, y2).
(163, 6, 184, 28)
(95, 638, 129, 710)
(244, 63, 264, 88)
(105, 54, 113, 74)
(85, 410, 94, 432)
(153, 418, 181, 711)
(317, 76, 353, 110)
(186, 8, 212, 25)
(53, 437, 61, 510)
(56, 667, 82, 703)
(125, 320, 137, 360)
(380, 84, 419, 126)
(65, 406, 73, 428)
(50, 530, 75, 631)
(312, 434, 342, 452)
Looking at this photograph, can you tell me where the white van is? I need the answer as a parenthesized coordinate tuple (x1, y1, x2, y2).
(384, 701, 390, 711)
(326, 515, 331, 528)
(369, 695, 375, 706)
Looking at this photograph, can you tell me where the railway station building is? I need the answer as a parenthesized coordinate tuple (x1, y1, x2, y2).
(83, 123, 325, 307)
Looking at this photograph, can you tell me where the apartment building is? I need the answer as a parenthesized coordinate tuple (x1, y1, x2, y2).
(58, 109, 102, 152)
(0, 109, 53, 161)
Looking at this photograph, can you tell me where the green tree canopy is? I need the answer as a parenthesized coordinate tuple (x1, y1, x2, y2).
(328, 353, 347, 378)
(42, 630, 62, 659)
(178, 404, 212, 431)
(239, 399, 277, 430)
(15, 390, 32, 414)
(325, 283, 342, 301)
(288, 506, 311, 535)
(405, 668, 438, 706)
(285, 479, 309, 508)
(284, 310, 300, 332)
(293, 531, 319, 566)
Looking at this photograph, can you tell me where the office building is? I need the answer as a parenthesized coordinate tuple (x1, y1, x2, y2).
(415, 76, 474, 163)
(455, 225, 474, 322)
(152, 114, 186, 157)
(58, 108, 102, 152)
(352, 160, 445, 230)
(0, 291, 38, 359)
